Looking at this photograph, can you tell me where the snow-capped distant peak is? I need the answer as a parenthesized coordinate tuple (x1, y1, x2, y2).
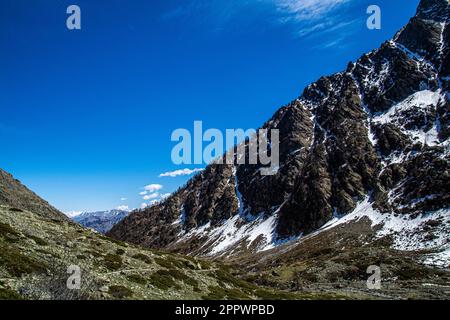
(64, 210, 83, 218)
(116, 205, 130, 212)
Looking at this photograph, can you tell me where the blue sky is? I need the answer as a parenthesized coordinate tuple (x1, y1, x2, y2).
(0, 0, 420, 213)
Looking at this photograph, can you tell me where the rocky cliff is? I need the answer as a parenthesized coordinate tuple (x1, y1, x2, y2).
(109, 0, 449, 258)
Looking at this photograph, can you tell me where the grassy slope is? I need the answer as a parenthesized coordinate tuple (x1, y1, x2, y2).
(227, 218, 450, 300)
(0, 205, 348, 300)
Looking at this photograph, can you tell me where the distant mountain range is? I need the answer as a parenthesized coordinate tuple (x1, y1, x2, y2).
(71, 210, 129, 234)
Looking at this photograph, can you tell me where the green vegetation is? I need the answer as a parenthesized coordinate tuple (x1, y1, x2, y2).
(115, 248, 126, 256)
(100, 235, 127, 247)
(127, 274, 147, 285)
(202, 286, 250, 300)
(0, 288, 23, 300)
(154, 257, 174, 269)
(103, 253, 123, 271)
(0, 222, 19, 236)
(0, 222, 20, 243)
(28, 235, 49, 246)
(214, 269, 256, 293)
(132, 253, 152, 264)
(396, 265, 435, 281)
(254, 288, 299, 300)
(158, 269, 199, 288)
(0, 244, 47, 277)
(108, 285, 133, 299)
(154, 255, 198, 270)
(149, 271, 178, 290)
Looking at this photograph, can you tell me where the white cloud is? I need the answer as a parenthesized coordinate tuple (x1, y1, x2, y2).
(120, 197, 127, 201)
(149, 200, 159, 206)
(143, 193, 159, 200)
(116, 205, 129, 211)
(140, 203, 149, 209)
(144, 184, 163, 192)
(159, 168, 204, 178)
(139, 191, 147, 196)
(160, 193, 172, 200)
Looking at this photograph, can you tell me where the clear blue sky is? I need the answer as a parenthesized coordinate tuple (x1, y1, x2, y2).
(0, 0, 420, 213)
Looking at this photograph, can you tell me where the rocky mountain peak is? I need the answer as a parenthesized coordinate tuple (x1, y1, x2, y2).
(108, 0, 449, 258)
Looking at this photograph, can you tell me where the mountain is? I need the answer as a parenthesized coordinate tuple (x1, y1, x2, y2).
(0, 169, 67, 222)
(73, 210, 129, 234)
(2, 168, 327, 300)
(108, 0, 449, 262)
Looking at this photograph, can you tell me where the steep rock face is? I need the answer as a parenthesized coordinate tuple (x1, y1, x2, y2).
(109, 0, 450, 256)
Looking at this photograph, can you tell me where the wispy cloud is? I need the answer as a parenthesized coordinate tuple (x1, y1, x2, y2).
(274, 0, 359, 43)
(143, 184, 163, 193)
(160, 0, 358, 47)
(143, 193, 159, 200)
(116, 205, 129, 211)
(159, 168, 204, 178)
(160, 193, 172, 200)
(275, 0, 350, 21)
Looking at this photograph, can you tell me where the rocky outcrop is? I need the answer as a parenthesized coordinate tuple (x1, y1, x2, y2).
(109, 0, 450, 255)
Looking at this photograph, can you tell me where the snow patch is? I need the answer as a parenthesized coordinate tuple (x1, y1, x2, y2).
(372, 90, 444, 146)
(321, 197, 450, 253)
(422, 245, 450, 268)
(207, 214, 279, 255)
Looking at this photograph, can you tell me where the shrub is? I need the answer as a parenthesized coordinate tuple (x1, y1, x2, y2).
(103, 253, 123, 271)
(127, 274, 147, 285)
(108, 285, 133, 299)
(0, 223, 19, 237)
(149, 272, 177, 290)
(115, 248, 125, 256)
(28, 235, 49, 246)
(0, 245, 47, 277)
(100, 235, 127, 247)
(254, 288, 298, 300)
(154, 257, 173, 269)
(132, 253, 152, 264)
(0, 288, 23, 300)
(202, 286, 250, 300)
